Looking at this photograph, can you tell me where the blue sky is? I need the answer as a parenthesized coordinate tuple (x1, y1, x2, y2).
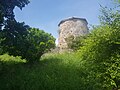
(14, 0, 113, 42)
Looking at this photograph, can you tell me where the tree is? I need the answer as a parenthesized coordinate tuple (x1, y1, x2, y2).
(0, 27, 55, 63)
(0, 0, 55, 63)
(0, 0, 30, 54)
(0, 0, 30, 29)
(0, 20, 30, 56)
(0, 0, 30, 52)
(66, 35, 87, 51)
(25, 28, 56, 62)
(79, 4, 120, 90)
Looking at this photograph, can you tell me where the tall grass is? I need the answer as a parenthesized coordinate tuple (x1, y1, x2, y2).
(0, 53, 99, 90)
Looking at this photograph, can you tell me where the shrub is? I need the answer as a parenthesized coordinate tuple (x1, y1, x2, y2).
(24, 28, 56, 62)
(78, 4, 120, 89)
(66, 35, 87, 51)
(0, 21, 29, 56)
(79, 25, 120, 89)
(0, 22, 55, 62)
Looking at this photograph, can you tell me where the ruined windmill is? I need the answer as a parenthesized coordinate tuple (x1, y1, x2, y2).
(58, 17, 89, 52)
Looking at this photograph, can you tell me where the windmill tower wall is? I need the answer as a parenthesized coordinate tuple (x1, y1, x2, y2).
(58, 17, 89, 51)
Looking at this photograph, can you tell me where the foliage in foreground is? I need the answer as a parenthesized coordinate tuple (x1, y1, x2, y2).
(78, 6, 120, 89)
(79, 25, 120, 90)
(66, 35, 87, 51)
(0, 21, 29, 56)
(25, 28, 56, 62)
(0, 0, 55, 62)
(0, 27, 55, 62)
(68, 3, 120, 89)
(0, 53, 98, 90)
(0, 0, 30, 29)
(0, 51, 119, 90)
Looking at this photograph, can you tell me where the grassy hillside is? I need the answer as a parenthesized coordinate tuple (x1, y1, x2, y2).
(0, 53, 98, 90)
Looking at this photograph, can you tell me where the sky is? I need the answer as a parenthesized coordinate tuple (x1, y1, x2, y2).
(14, 0, 113, 43)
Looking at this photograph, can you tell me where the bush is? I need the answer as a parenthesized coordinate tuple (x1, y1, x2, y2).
(79, 25, 120, 89)
(0, 21, 29, 56)
(66, 35, 87, 51)
(78, 5, 120, 89)
(0, 21, 55, 62)
(24, 28, 56, 62)
(0, 53, 97, 90)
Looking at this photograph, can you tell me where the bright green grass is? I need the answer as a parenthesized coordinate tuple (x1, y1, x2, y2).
(0, 53, 96, 90)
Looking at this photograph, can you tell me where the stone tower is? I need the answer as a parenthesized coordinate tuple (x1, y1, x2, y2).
(58, 17, 89, 51)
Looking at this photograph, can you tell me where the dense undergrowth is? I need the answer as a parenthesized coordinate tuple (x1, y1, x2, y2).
(0, 53, 101, 90)
(0, 1, 120, 90)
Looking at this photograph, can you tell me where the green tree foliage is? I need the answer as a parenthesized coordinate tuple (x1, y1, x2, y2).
(79, 5, 120, 90)
(0, 0, 30, 29)
(66, 35, 87, 51)
(0, 27, 55, 62)
(0, 0, 55, 63)
(0, 0, 30, 53)
(0, 0, 30, 55)
(0, 20, 29, 55)
(25, 28, 56, 62)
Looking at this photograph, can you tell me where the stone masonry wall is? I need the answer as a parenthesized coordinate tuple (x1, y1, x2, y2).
(58, 17, 89, 51)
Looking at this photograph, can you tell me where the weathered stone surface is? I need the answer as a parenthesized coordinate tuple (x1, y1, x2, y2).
(58, 17, 89, 51)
